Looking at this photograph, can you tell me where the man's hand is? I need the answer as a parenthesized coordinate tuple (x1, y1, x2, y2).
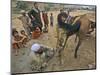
(31, 15, 36, 21)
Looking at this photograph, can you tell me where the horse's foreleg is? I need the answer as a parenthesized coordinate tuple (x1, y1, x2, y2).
(62, 36, 69, 50)
(74, 37, 81, 58)
(75, 34, 78, 42)
(58, 35, 69, 65)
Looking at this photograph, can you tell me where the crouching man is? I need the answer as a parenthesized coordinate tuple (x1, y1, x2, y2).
(29, 43, 55, 71)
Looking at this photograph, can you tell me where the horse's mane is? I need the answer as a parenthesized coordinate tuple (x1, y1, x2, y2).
(74, 14, 88, 22)
(70, 13, 91, 25)
(75, 14, 87, 19)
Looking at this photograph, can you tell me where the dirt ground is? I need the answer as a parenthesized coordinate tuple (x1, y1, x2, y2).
(11, 10, 96, 74)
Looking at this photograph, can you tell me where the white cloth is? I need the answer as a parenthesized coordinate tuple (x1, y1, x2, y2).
(31, 43, 40, 52)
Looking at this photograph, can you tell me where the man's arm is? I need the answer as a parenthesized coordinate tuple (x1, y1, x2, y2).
(28, 10, 35, 21)
(19, 36, 27, 43)
(26, 16, 31, 25)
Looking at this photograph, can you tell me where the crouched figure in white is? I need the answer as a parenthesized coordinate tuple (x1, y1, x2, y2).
(29, 43, 55, 71)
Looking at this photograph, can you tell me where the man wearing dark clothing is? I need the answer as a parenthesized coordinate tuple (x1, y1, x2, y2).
(57, 9, 81, 48)
(42, 11, 49, 32)
(28, 2, 43, 31)
(60, 20, 80, 34)
(57, 9, 68, 28)
(57, 9, 80, 34)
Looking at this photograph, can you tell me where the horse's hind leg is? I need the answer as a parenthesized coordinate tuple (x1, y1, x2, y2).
(75, 33, 78, 42)
(74, 36, 81, 58)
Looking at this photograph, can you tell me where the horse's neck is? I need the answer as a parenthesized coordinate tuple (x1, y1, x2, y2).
(72, 16, 81, 25)
(79, 15, 91, 34)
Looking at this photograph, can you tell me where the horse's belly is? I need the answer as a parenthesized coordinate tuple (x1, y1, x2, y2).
(80, 19, 90, 33)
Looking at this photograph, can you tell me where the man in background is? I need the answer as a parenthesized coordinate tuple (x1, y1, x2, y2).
(18, 10, 31, 38)
(28, 2, 43, 32)
(50, 13, 54, 27)
(42, 11, 49, 32)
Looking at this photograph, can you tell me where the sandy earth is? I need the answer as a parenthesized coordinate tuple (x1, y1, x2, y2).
(11, 10, 96, 74)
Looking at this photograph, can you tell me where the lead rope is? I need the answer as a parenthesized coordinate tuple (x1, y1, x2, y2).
(55, 24, 62, 65)
(56, 24, 67, 65)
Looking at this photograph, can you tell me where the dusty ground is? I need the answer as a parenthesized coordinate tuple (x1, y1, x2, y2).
(11, 10, 96, 74)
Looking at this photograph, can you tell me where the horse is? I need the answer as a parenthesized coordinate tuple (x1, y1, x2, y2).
(57, 13, 95, 61)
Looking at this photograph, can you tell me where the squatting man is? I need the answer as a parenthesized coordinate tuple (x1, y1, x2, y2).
(29, 43, 55, 70)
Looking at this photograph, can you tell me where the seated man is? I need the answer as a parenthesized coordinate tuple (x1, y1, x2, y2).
(32, 26, 41, 39)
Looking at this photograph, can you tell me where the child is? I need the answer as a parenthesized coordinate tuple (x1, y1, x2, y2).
(32, 26, 41, 39)
(50, 13, 54, 27)
(20, 30, 29, 46)
(12, 30, 27, 55)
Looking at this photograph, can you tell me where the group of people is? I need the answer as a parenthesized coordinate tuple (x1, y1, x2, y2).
(12, 28, 29, 55)
(12, 2, 83, 71)
(28, 2, 54, 33)
(12, 2, 54, 55)
(18, 2, 54, 38)
(29, 9, 80, 68)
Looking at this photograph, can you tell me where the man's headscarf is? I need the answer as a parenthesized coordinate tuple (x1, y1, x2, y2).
(31, 43, 41, 52)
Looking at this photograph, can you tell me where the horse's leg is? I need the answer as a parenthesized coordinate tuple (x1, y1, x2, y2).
(62, 35, 69, 50)
(74, 36, 81, 58)
(75, 34, 78, 42)
(58, 35, 69, 65)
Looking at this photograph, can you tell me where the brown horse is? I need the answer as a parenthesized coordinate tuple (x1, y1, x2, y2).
(58, 13, 95, 59)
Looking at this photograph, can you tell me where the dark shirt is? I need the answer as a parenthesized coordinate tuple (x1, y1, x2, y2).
(57, 12, 68, 28)
(42, 13, 49, 25)
(57, 12, 80, 32)
(61, 21, 80, 32)
(28, 8, 42, 27)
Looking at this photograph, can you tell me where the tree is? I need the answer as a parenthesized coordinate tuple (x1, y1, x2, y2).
(16, 1, 28, 10)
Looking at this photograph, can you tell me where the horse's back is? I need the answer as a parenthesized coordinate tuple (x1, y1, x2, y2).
(78, 15, 90, 34)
